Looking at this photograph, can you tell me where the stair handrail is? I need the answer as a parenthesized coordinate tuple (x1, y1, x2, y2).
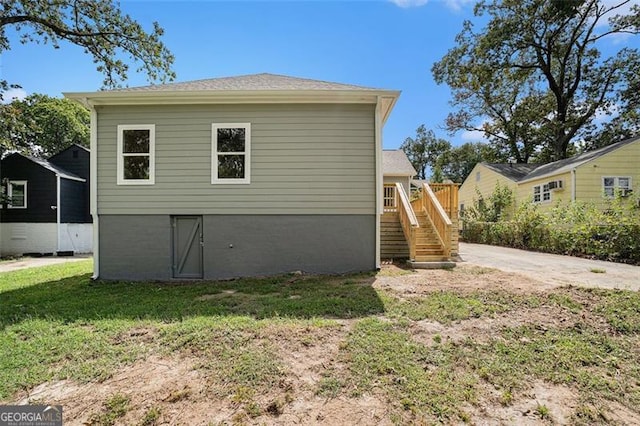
(420, 182, 452, 257)
(395, 182, 419, 260)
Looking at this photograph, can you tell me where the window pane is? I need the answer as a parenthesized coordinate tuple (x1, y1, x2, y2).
(603, 177, 614, 187)
(10, 183, 25, 207)
(123, 129, 150, 153)
(618, 178, 630, 188)
(124, 156, 150, 180)
(543, 192, 551, 201)
(533, 186, 540, 194)
(534, 194, 541, 202)
(218, 155, 245, 179)
(217, 128, 245, 153)
(604, 188, 614, 197)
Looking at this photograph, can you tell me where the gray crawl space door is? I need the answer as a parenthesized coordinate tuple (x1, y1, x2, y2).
(171, 216, 203, 279)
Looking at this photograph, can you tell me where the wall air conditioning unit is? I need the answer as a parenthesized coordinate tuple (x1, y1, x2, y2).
(620, 188, 633, 197)
(548, 180, 564, 191)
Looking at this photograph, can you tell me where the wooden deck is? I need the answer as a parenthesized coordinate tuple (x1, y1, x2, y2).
(381, 182, 459, 262)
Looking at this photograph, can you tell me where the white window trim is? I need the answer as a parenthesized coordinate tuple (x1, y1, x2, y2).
(602, 176, 632, 197)
(533, 184, 551, 203)
(117, 124, 156, 185)
(211, 123, 251, 185)
(8, 180, 27, 209)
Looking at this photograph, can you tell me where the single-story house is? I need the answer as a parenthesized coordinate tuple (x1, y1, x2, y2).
(65, 73, 402, 280)
(458, 163, 538, 216)
(65, 74, 460, 280)
(1, 144, 92, 256)
(459, 136, 640, 213)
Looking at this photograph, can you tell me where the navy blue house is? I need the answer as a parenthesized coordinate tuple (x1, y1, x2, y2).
(1, 144, 92, 256)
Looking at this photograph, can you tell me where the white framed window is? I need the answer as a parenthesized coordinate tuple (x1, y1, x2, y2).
(117, 124, 155, 185)
(7, 180, 27, 209)
(603, 176, 632, 197)
(211, 123, 251, 184)
(533, 184, 551, 203)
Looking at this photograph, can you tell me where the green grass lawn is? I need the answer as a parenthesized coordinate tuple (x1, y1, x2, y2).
(1, 261, 639, 425)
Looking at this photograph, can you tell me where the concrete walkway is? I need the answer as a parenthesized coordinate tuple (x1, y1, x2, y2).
(0, 255, 91, 273)
(459, 243, 640, 291)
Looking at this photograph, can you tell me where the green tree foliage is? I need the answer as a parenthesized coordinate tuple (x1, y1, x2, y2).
(464, 182, 515, 222)
(0, 94, 89, 157)
(437, 142, 499, 183)
(0, 0, 175, 94)
(433, 0, 640, 162)
(400, 125, 451, 179)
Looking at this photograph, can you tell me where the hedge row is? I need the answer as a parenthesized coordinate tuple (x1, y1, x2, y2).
(461, 201, 640, 265)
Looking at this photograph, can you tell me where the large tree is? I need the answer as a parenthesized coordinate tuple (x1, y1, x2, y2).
(433, 0, 640, 162)
(0, 94, 89, 157)
(0, 0, 175, 94)
(400, 125, 451, 180)
(437, 142, 498, 183)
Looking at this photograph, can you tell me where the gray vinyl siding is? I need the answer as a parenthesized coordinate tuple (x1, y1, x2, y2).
(96, 104, 375, 215)
(98, 214, 375, 281)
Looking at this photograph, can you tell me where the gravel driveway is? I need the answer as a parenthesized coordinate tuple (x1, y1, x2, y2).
(459, 242, 640, 291)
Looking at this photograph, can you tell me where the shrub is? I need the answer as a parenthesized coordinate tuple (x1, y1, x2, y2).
(462, 193, 640, 265)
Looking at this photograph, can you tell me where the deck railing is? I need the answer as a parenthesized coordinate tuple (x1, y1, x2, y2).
(416, 183, 453, 258)
(383, 184, 397, 213)
(429, 183, 459, 218)
(395, 182, 419, 260)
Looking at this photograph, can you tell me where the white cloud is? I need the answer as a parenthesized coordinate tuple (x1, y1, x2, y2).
(461, 128, 486, 142)
(594, 0, 639, 42)
(600, 0, 639, 20)
(606, 31, 634, 44)
(593, 103, 621, 124)
(442, 0, 474, 12)
(389, 0, 473, 10)
(389, 0, 429, 8)
(2, 87, 27, 103)
(460, 118, 491, 142)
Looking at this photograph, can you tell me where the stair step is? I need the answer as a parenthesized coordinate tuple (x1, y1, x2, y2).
(414, 255, 450, 262)
(415, 245, 442, 250)
(416, 249, 444, 255)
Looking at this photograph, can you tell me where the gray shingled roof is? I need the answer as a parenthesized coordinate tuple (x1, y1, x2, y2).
(483, 163, 540, 182)
(383, 150, 417, 176)
(113, 73, 384, 92)
(10, 153, 86, 182)
(520, 136, 640, 182)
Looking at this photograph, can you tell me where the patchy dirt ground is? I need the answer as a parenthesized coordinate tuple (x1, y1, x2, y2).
(10, 264, 640, 425)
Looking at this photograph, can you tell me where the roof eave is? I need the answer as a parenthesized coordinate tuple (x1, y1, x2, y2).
(518, 166, 579, 184)
(64, 89, 402, 108)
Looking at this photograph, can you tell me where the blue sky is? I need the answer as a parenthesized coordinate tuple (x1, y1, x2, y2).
(1, 0, 637, 149)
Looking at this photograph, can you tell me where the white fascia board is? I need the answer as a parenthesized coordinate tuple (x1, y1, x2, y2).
(63, 90, 401, 107)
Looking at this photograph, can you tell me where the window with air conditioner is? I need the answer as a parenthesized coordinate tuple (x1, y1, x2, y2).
(603, 176, 632, 197)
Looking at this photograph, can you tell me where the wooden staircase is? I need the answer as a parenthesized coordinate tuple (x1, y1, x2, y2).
(381, 214, 410, 258)
(381, 182, 459, 263)
(413, 212, 449, 261)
